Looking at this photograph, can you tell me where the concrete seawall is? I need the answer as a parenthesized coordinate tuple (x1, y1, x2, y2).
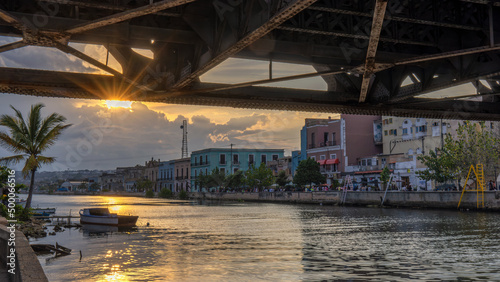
(0, 217, 48, 282)
(191, 191, 500, 211)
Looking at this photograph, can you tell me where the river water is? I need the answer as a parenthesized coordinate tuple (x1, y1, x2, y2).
(25, 194, 500, 281)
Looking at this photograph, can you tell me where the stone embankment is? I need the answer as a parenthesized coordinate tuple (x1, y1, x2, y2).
(191, 191, 500, 211)
(0, 216, 48, 281)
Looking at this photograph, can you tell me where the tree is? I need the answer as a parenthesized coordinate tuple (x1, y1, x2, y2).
(416, 150, 455, 183)
(207, 167, 227, 192)
(226, 170, 245, 190)
(275, 171, 289, 188)
(417, 121, 500, 185)
(0, 104, 71, 210)
(195, 173, 210, 192)
(135, 178, 153, 192)
(245, 163, 274, 192)
(380, 166, 391, 189)
(293, 158, 325, 188)
(77, 181, 88, 191)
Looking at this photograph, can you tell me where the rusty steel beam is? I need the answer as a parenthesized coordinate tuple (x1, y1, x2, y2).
(37, 0, 182, 17)
(0, 40, 25, 53)
(276, 26, 436, 47)
(65, 0, 196, 35)
(55, 42, 150, 91)
(359, 0, 388, 103)
(172, 0, 318, 89)
(395, 44, 500, 66)
(307, 6, 483, 31)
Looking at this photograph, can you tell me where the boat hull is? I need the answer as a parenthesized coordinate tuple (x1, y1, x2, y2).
(80, 214, 118, 225)
(117, 215, 139, 227)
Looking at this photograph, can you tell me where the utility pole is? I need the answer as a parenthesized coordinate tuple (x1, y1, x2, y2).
(230, 143, 234, 175)
(181, 120, 188, 158)
(440, 118, 444, 150)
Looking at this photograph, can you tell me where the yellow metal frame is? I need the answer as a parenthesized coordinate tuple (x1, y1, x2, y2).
(457, 164, 485, 209)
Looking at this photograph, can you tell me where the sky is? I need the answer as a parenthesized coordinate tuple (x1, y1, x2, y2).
(0, 33, 480, 172)
(0, 36, 335, 171)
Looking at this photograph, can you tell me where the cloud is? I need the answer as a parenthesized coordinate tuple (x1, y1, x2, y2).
(0, 94, 331, 171)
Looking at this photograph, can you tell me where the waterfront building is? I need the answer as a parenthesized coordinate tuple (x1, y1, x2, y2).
(99, 173, 124, 191)
(158, 160, 175, 191)
(144, 158, 161, 192)
(174, 158, 191, 192)
(291, 150, 304, 177)
(267, 156, 293, 182)
(190, 148, 285, 191)
(302, 115, 382, 185)
(116, 165, 145, 192)
(59, 181, 87, 191)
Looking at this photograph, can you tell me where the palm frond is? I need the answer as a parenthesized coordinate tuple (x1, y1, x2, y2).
(21, 154, 38, 178)
(36, 123, 72, 152)
(0, 154, 26, 166)
(0, 132, 28, 153)
(36, 112, 67, 145)
(28, 104, 44, 148)
(37, 155, 55, 165)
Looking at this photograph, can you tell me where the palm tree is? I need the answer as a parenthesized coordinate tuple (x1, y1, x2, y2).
(0, 104, 71, 210)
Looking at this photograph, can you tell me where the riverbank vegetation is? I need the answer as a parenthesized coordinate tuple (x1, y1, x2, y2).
(418, 121, 500, 188)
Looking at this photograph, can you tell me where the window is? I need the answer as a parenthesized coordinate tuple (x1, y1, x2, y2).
(402, 128, 408, 135)
(234, 168, 238, 173)
(332, 132, 336, 143)
(311, 156, 316, 161)
(194, 156, 198, 165)
(324, 132, 328, 143)
(330, 154, 336, 159)
(367, 159, 372, 166)
(410, 127, 413, 133)
(186, 167, 189, 178)
(248, 154, 255, 165)
(389, 118, 393, 124)
(233, 154, 239, 164)
(176, 168, 179, 177)
(220, 154, 226, 165)
(205, 155, 208, 164)
(261, 154, 267, 164)
(195, 170, 197, 178)
(320, 155, 326, 160)
(362, 160, 366, 166)
(220, 168, 226, 175)
(200, 169, 203, 175)
(381, 158, 386, 164)
(272, 154, 279, 161)
(311, 132, 316, 147)
(205, 168, 208, 175)
(384, 130, 388, 136)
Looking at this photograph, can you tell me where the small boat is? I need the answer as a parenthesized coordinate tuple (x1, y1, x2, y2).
(79, 208, 138, 227)
(32, 208, 56, 217)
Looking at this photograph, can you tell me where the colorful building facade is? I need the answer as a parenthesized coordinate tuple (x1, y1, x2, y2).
(190, 148, 285, 191)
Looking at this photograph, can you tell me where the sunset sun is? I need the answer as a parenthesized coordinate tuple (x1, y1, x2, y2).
(105, 100, 132, 109)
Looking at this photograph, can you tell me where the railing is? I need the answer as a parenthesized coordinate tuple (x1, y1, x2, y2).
(320, 141, 337, 147)
(176, 176, 184, 180)
(308, 144, 316, 149)
(192, 161, 210, 167)
(219, 161, 226, 165)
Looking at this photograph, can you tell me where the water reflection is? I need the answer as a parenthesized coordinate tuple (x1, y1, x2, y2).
(28, 195, 500, 281)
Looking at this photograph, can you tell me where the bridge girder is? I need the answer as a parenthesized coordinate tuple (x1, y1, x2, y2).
(0, 0, 499, 120)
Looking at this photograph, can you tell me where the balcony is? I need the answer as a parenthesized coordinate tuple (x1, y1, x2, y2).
(219, 161, 226, 165)
(175, 176, 184, 180)
(320, 141, 337, 147)
(192, 161, 210, 167)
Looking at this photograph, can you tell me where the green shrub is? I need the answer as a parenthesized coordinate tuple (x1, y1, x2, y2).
(145, 189, 155, 198)
(159, 188, 173, 199)
(0, 204, 31, 221)
(178, 190, 188, 200)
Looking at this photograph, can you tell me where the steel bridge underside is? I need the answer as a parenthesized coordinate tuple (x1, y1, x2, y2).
(0, 0, 500, 120)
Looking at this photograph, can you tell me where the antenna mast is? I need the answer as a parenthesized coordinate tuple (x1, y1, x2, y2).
(181, 120, 188, 158)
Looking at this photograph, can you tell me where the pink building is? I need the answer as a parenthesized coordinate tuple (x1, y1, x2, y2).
(303, 115, 382, 184)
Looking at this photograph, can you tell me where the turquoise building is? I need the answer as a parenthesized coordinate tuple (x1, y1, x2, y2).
(158, 160, 175, 191)
(190, 148, 284, 191)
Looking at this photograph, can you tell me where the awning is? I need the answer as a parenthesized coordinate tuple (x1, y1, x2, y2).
(355, 169, 394, 175)
(325, 158, 339, 165)
(317, 160, 326, 165)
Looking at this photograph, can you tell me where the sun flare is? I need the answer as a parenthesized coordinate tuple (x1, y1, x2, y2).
(105, 100, 132, 109)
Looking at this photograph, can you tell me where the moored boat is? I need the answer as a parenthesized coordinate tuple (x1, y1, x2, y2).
(79, 208, 138, 227)
(32, 207, 56, 217)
